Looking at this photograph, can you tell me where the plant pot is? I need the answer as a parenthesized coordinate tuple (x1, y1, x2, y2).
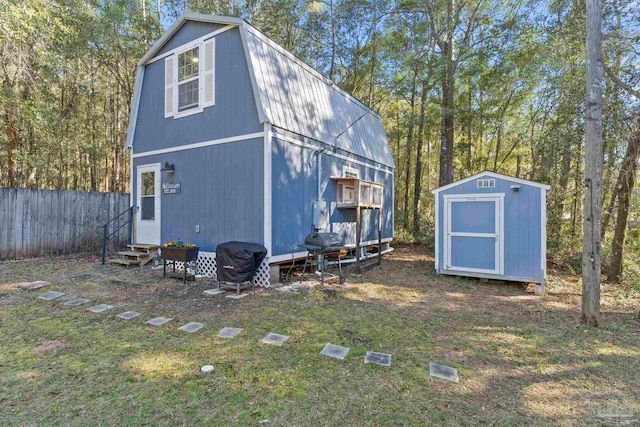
(161, 247, 199, 263)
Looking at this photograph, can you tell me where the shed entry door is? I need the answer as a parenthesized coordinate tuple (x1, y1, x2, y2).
(444, 194, 504, 275)
(136, 164, 161, 245)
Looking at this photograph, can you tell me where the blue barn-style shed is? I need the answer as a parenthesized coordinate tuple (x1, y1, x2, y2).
(431, 172, 550, 291)
(125, 14, 395, 286)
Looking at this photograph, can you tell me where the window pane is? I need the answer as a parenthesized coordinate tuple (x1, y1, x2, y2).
(178, 47, 199, 81)
(178, 80, 199, 111)
(141, 196, 155, 220)
(142, 172, 155, 196)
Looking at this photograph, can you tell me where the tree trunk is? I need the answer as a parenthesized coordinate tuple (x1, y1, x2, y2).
(582, 0, 603, 326)
(413, 80, 429, 237)
(608, 113, 640, 282)
(403, 74, 417, 229)
(438, 0, 455, 186)
(4, 108, 17, 188)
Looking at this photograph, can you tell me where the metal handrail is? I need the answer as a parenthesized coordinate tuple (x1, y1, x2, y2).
(101, 205, 135, 264)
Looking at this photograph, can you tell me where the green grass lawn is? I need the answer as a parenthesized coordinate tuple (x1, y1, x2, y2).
(0, 246, 638, 426)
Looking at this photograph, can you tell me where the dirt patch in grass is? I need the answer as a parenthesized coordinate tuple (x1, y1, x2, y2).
(33, 339, 69, 354)
(0, 247, 638, 426)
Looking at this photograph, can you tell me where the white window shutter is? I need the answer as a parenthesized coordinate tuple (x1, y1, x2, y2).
(164, 56, 175, 118)
(201, 38, 215, 107)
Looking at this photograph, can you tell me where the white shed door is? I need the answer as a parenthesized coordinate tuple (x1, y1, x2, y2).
(136, 164, 161, 245)
(444, 194, 504, 275)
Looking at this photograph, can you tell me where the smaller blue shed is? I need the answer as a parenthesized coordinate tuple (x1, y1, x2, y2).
(431, 172, 550, 291)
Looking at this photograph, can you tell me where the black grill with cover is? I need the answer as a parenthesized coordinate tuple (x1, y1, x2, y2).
(216, 241, 268, 294)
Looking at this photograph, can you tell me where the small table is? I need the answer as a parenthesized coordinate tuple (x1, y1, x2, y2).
(298, 244, 345, 287)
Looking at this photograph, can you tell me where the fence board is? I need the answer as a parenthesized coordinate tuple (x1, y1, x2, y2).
(0, 188, 130, 260)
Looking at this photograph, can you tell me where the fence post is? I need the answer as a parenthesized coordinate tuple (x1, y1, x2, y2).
(101, 224, 108, 265)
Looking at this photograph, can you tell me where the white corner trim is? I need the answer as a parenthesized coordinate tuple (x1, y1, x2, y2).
(126, 66, 145, 148)
(541, 187, 547, 276)
(431, 171, 551, 194)
(132, 131, 264, 158)
(434, 193, 439, 270)
(239, 23, 268, 124)
(264, 123, 273, 256)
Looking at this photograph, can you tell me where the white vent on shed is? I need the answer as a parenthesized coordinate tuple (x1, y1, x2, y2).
(477, 179, 495, 188)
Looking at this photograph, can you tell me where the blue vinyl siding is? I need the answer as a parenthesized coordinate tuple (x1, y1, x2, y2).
(157, 21, 226, 55)
(271, 136, 394, 256)
(133, 25, 261, 154)
(437, 174, 543, 281)
(132, 138, 264, 252)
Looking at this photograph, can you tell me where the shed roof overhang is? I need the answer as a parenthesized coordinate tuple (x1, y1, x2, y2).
(430, 171, 551, 194)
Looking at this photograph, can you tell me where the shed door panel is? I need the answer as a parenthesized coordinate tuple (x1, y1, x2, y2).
(450, 201, 495, 233)
(450, 236, 496, 270)
(444, 195, 503, 275)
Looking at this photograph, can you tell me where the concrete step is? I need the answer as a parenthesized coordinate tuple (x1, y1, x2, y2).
(108, 258, 141, 266)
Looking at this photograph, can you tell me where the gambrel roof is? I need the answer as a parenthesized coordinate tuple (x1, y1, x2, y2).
(127, 13, 395, 169)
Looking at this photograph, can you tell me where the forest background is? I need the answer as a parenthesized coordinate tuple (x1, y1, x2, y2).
(1, 0, 639, 284)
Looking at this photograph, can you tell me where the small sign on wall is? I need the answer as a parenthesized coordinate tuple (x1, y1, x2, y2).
(162, 182, 181, 194)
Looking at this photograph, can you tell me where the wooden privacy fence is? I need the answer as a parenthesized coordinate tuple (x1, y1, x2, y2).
(0, 188, 130, 260)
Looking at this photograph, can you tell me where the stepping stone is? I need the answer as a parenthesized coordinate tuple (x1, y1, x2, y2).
(146, 317, 172, 326)
(92, 265, 119, 272)
(260, 333, 289, 346)
(226, 293, 248, 300)
(88, 304, 114, 313)
(20, 281, 50, 290)
(116, 311, 141, 320)
(364, 351, 392, 366)
(38, 291, 65, 300)
(218, 327, 243, 339)
(64, 298, 91, 307)
(201, 365, 214, 373)
(179, 322, 204, 333)
(429, 362, 459, 383)
(65, 272, 93, 280)
(203, 289, 226, 296)
(320, 343, 350, 360)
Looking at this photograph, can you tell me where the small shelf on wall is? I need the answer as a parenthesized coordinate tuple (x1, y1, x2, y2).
(330, 177, 384, 209)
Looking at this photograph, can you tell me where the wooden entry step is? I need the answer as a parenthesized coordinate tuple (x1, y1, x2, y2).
(107, 244, 159, 267)
(127, 244, 159, 253)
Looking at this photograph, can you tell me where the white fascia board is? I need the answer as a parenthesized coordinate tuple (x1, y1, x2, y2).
(125, 66, 144, 149)
(431, 171, 551, 194)
(239, 23, 268, 124)
(146, 24, 236, 66)
(138, 14, 243, 67)
(131, 131, 264, 158)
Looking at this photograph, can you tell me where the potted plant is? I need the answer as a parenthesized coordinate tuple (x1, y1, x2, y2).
(161, 239, 199, 282)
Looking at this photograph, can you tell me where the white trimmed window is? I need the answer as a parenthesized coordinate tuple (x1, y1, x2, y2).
(164, 38, 215, 118)
(177, 46, 199, 112)
(477, 178, 495, 188)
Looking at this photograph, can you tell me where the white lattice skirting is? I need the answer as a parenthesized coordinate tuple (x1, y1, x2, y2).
(173, 251, 271, 288)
